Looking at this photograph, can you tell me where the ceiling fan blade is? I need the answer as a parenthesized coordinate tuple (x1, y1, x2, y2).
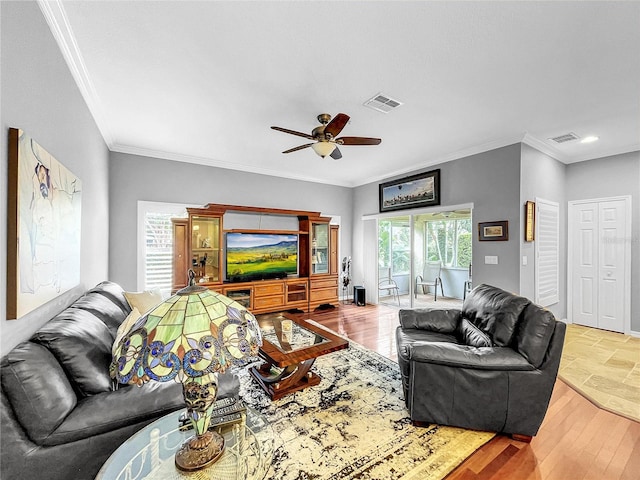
(324, 113, 350, 138)
(336, 136, 382, 146)
(271, 126, 315, 141)
(282, 143, 314, 154)
(330, 146, 342, 160)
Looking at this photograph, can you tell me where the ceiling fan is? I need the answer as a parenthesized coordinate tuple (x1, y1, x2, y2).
(271, 113, 381, 159)
(430, 209, 471, 219)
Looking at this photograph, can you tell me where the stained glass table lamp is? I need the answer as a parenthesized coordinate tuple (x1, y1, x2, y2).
(112, 270, 262, 471)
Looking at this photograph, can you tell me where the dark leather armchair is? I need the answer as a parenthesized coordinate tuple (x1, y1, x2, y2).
(396, 284, 565, 439)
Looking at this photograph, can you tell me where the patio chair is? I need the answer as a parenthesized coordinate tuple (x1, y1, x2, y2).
(415, 261, 443, 300)
(378, 268, 400, 305)
(463, 263, 472, 300)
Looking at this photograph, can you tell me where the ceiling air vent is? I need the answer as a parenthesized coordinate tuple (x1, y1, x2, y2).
(364, 93, 403, 113)
(549, 132, 580, 144)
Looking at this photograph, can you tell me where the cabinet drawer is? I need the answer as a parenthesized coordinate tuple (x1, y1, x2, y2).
(254, 283, 285, 297)
(311, 277, 338, 289)
(310, 288, 337, 303)
(254, 295, 285, 309)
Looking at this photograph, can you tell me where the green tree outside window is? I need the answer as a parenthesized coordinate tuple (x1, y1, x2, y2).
(378, 219, 411, 274)
(426, 219, 471, 268)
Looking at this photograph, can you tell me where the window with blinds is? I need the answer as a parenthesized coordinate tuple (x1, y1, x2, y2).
(144, 212, 178, 297)
(138, 202, 192, 297)
(535, 198, 559, 306)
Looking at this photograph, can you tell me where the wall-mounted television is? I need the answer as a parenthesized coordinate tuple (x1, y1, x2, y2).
(226, 232, 298, 282)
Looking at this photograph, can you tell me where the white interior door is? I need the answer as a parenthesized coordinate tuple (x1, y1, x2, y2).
(570, 202, 598, 328)
(569, 197, 630, 333)
(597, 200, 627, 332)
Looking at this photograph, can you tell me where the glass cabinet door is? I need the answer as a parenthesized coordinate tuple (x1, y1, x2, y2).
(223, 286, 252, 309)
(311, 223, 329, 274)
(191, 215, 220, 283)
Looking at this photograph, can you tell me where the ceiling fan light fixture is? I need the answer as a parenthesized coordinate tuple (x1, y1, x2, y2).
(311, 142, 336, 158)
(272, 113, 381, 159)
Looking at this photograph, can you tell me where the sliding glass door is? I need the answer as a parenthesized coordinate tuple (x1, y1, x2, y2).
(377, 209, 471, 308)
(413, 212, 471, 305)
(378, 216, 411, 306)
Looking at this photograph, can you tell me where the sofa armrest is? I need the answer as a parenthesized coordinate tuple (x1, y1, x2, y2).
(407, 343, 535, 371)
(42, 372, 240, 446)
(42, 382, 183, 446)
(399, 308, 461, 334)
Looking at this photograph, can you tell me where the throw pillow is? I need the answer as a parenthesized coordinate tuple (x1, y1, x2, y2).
(124, 288, 163, 315)
(32, 309, 115, 396)
(399, 308, 460, 333)
(2, 344, 77, 442)
(462, 284, 529, 347)
(458, 317, 493, 347)
(111, 307, 141, 359)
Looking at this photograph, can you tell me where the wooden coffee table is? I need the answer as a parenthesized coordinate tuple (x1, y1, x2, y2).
(250, 314, 349, 400)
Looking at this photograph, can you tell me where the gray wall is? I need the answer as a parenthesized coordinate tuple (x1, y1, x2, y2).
(352, 144, 523, 299)
(3, 2, 637, 359)
(108, 152, 353, 291)
(565, 151, 640, 332)
(520, 144, 567, 319)
(0, 1, 110, 354)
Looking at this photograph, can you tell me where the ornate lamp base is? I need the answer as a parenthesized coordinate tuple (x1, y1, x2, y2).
(175, 430, 225, 471)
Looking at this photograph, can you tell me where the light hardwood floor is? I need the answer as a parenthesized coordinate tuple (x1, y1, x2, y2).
(293, 302, 640, 480)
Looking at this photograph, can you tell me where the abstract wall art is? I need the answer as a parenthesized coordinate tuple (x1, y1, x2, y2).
(7, 128, 82, 319)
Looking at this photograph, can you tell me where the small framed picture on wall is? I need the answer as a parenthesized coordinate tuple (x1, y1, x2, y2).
(478, 221, 509, 241)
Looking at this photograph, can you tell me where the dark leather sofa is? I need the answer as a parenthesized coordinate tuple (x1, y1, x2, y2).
(1, 281, 238, 480)
(396, 283, 565, 439)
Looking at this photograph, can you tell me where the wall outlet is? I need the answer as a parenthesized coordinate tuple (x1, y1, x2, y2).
(485, 255, 498, 265)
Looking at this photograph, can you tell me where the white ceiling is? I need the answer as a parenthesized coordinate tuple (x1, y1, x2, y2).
(41, 1, 640, 187)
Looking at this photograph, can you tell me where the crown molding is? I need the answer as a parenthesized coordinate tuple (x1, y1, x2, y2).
(33, 2, 639, 189)
(110, 144, 354, 188)
(522, 134, 640, 164)
(521, 133, 567, 162)
(37, 0, 114, 146)
(353, 134, 640, 188)
(562, 143, 640, 164)
(351, 134, 526, 188)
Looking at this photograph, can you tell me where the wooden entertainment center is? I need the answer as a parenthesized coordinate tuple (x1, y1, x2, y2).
(172, 203, 339, 314)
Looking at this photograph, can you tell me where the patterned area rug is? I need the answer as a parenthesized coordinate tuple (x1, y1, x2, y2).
(239, 341, 495, 480)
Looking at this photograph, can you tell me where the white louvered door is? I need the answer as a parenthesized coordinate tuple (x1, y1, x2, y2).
(535, 198, 559, 307)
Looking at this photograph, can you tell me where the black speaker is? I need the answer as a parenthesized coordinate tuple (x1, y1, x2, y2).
(353, 286, 366, 306)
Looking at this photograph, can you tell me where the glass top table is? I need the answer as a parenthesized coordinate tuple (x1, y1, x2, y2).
(251, 314, 349, 400)
(259, 315, 330, 353)
(96, 407, 273, 480)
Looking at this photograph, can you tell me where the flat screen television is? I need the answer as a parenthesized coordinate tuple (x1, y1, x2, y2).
(225, 232, 298, 282)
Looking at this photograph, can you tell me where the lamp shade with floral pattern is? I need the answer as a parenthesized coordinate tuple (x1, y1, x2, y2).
(112, 274, 262, 471)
